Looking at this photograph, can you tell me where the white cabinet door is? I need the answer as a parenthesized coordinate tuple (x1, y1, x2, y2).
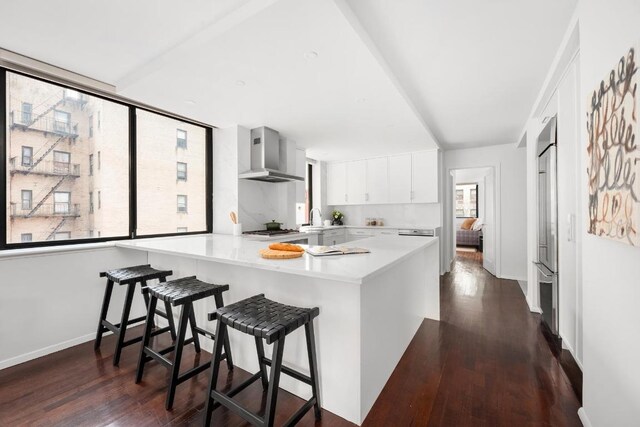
(388, 154, 412, 204)
(327, 162, 347, 205)
(411, 150, 439, 203)
(365, 157, 389, 204)
(346, 160, 366, 205)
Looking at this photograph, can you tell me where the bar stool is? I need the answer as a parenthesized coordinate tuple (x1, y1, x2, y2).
(135, 276, 234, 410)
(204, 294, 321, 427)
(95, 264, 177, 366)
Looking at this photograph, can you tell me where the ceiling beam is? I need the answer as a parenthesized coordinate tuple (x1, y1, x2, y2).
(114, 0, 282, 92)
(330, 0, 442, 150)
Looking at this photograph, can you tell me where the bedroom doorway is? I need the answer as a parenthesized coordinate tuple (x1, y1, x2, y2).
(452, 167, 497, 276)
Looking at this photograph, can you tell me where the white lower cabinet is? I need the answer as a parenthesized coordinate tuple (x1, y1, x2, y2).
(322, 229, 347, 246)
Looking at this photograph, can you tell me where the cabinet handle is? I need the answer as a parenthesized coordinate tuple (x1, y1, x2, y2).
(365, 193, 369, 201)
(345, 194, 348, 202)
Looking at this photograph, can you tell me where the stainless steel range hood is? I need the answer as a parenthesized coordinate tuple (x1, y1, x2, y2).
(238, 126, 304, 183)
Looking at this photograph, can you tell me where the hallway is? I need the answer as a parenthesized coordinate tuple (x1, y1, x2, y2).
(363, 251, 582, 426)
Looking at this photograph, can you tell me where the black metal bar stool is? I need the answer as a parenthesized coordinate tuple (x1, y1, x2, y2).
(135, 276, 234, 410)
(95, 264, 177, 366)
(204, 294, 321, 427)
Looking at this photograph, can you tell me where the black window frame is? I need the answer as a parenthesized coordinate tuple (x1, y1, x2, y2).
(0, 67, 214, 250)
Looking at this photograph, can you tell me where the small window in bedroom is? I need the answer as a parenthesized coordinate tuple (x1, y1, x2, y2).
(455, 183, 478, 218)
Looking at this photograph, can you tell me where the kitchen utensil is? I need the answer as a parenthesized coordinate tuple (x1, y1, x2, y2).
(229, 211, 238, 224)
(233, 223, 242, 236)
(259, 248, 303, 259)
(264, 220, 283, 231)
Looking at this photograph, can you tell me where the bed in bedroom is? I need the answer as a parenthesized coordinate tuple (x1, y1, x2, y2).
(456, 218, 483, 250)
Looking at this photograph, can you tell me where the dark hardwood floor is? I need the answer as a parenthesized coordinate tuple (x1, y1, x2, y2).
(0, 251, 581, 426)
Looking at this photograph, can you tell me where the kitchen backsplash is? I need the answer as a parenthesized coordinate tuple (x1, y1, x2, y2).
(329, 203, 441, 227)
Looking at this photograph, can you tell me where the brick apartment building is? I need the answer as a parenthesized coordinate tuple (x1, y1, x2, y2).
(6, 72, 206, 243)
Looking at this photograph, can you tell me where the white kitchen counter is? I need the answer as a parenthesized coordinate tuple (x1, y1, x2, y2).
(116, 233, 440, 425)
(116, 233, 437, 285)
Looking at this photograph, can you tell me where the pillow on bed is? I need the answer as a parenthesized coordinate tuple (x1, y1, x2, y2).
(472, 218, 484, 230)
(460, 218, 476, 230)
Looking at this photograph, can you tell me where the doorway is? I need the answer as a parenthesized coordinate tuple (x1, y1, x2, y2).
(449, 167, 498, 276)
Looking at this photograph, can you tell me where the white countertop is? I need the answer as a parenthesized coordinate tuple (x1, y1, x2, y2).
(242, 231, 319, 241)
(115, 233, 437, 284)
(300, 225, 440, 231)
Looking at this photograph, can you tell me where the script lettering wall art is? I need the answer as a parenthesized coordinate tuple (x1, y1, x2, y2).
(586, 45, 640, 246)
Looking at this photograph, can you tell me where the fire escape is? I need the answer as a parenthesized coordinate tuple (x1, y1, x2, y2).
(9, 89, 85, 240)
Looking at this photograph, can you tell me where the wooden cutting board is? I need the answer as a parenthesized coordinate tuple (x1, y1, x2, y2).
(259, 248, 304, 259)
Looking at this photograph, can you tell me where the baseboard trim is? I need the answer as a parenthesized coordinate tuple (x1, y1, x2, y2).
(499, 274, 527, 282)
(0, 331, 107, 371)
(578, 407, 592, 427)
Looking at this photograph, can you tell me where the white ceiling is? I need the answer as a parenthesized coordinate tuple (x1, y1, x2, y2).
(0, 0, 577, 158)
(346, 0, 577, 150)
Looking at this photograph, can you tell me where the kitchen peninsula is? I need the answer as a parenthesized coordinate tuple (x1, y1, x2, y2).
(116, 233, 439, 424)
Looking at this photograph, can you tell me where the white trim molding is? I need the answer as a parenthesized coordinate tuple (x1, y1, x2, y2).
(578, 408, 592, 427)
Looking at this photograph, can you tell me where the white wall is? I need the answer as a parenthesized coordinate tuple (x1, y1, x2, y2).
(328, 203, 440, 228)
(577, 1, 640, 425)
(0, 247, 148, 369)
(214, 126, 305, 232)
(444, 144, 527, 280)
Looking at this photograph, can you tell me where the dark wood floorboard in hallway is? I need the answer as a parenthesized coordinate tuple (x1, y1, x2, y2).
(0, 251, 581, 426)
(363, 251, 581, 426)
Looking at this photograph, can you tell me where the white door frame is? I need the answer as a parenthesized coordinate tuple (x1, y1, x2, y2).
(446, 164, 502, 278)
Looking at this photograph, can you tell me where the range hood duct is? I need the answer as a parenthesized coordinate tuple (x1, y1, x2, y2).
(238, 126, 304, 183)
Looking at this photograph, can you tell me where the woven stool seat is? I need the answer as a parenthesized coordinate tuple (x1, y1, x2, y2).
(146, 276, 229, 306)
(210, 294, 319, 345)
(100, 264, 172, 285)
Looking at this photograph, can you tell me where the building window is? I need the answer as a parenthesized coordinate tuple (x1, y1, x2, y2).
(54, 192, 70, 214)
(54, 232, 71, 240)
(21, 190, 32, 210)
(89, 114, 94, 138)
(21, 102, 32, 124)
(177, 162, 187, 181)
(97, 151, 101, 170)
(137, 110, 207, 235)
(53, 110, 70, 133)
(89, 192, 94, 213)
(64, 89, 81, 101)
(97, 111, 101, 129)
(455, 184, 479, 218)
(89, 230, 94, 237)
(21, 146, 33, 166)
(177, 195, 188, 213)
(89, 154, 94, 176)
(98, 191, 101, 209)
(177, 227, 188, 233)
(53, 151, 71, 174)
(21, 233, 32, 242)
(177, 129, 187, 148)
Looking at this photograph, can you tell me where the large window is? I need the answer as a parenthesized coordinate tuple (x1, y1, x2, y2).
(2, 70, 211, 248)
(455, 183, 479, 218)
(5, 71, 129, 244)
(136, 110, 207, 236)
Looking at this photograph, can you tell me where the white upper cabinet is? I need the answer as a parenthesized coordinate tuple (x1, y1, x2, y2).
(365, 157, 389, 204)
(346, 160, 366, 205)
(411, 150, 439, 203)
(326, 149, 439, 206)
(388, 154, 412, 204)
(327, 162, 347, 205)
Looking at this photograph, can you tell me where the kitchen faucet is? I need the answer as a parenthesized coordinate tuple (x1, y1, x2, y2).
(309, 207, 322, 226)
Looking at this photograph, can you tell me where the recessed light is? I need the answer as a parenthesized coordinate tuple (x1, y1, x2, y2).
(304, 51, 319, 60)
(357, 98, 366, 103)
(235, 80, 246, 87)
(185, 100, 196, 105)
